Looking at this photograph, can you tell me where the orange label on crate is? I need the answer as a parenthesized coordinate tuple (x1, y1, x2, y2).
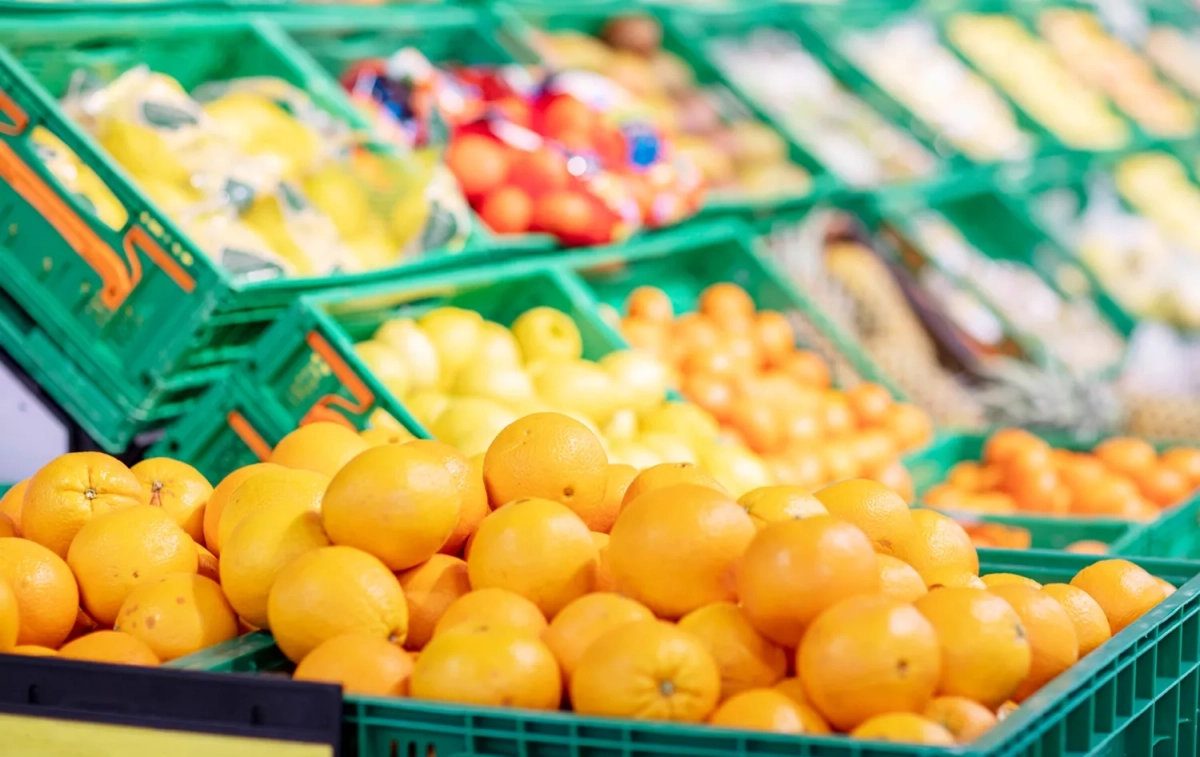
(0, 712, 334, 757)
(300, 331, 376, 429)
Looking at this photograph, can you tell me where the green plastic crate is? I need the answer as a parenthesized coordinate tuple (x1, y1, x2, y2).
(0, 483, 10, 497)
(871, 181, 1130, 377)
(170, 552, 1200, 757)
(492, 1, 843, 221)
(155, 221, 900, 482)
(0, 10, 549, 452)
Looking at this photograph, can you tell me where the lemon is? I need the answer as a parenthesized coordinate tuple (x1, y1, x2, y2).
(599, 350, 671, 413)
(99, 118, 193, 184)
(532, 360, 623, 425)
(374, 318, 440, 392)
(607, 441, 662, 469)
(406, 390, 451, 429)
(511, 308, 583, 363)
(418, 308, 484, 389)
(389, 189, 431, 250)
(452, 364, 535, 405)
(430, 397, 519, 456)
(638, 432, 697, 465)
(242, 190, 346, 277)
(302, 164, 373, 240)
(639, 402, 720, 442)
(204, 92, 323, 179)
(355, 340, 410, 399)
(136, 176, 202, 216)
(697, 441, 774, 498)
(603, 408, 640, 442)
(474, 321, 524, 368)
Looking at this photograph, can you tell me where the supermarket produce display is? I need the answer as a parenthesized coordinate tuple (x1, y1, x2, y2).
(3, 0, 1200, 755)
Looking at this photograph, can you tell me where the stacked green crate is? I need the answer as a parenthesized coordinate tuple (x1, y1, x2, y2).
(152, 221, 899, 483)
(169, 552, 1200, 757)
(0, 8, 551, 452)
(904, 430, 1200, 559)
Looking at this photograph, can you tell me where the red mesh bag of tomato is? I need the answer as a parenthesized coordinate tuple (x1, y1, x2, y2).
(343, 50, 705, 247)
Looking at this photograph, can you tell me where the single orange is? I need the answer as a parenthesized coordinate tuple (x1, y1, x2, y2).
(1094, 437, 1158, 479)
(23, 452, 148, 559)
(779, 351, 831, 389)
(924, 696, 998, 742)
(294, 634, 414, 696)
(877, 555, 928, 603)
(1069, 559, 1166, 634)
(482, 413, 608, 515)
(850, 713, 955, 745)
(626, 286, 674, 324)
(737, 486, 826, 529)
(202, 463, 283, 556)
(846, 383, 894, 427)
(131, 458, 212, 543)
(8, 645, 56, 657)
(58, 631, 159, 666)
(913, 587, 1031, 708)
(987, 585, 1079, 702)
(570, 619, 721, 722)
(113, 574, 238, 662)
(268, 422, 371, 478)
(412, 626, 561, 709)
(813, 478, 918, 558)
(1040, 583, 1111, 657)
(981, 573, 1042, 589)
(729, 395, 787, 455)
(678, 601, 787, 701)
(216, 468, 328, 554)
(609, 483, 752, 619)
(592, 531, 615, 592)
(680, 372, 736, 422)
(1161, 448, 1200, 487)
(753, 311, 795, 368)
(0, 480, 28, 535)
(739, 516, 879, 647)
(882, 403, 933, 451)
(708, 689, 824, 734)
(396, 555, 472, 651)
(983, 429, 1047, 467)
(902, 510, 979, 584)
(0, 538, 78, 648)
(542, 592, 654, 681)
(698, 283, 755, 327)
(799, 595, 941, 731)
(864, 460, 915, 503)
(433, 588, 547, 640)
(1135, 465, 1190, 507)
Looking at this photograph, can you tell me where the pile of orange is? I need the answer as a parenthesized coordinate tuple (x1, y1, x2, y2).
(616, 283, 932, 494)
(0, 414, 1178, 748)
(956, 521, 1111, 555)
(925, 429, 1200, 518)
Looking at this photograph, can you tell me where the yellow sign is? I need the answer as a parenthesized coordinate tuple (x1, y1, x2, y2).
(0, 712, 335, 757)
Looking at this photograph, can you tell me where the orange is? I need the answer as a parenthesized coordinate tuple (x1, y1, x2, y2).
(846, 383, 894, 426)
(779, 351, 831, 389)
(359, 426, 416, 447)
(467, 498, 597, 618)
(924, 696, 997, 742)
(903, 510, 979, 584)
(0, 538, 78, 648)
(219, 499, 331, 629)
(739, 516, 879, 647)
(294, 634, 414, 696)
(433, 588, 547, 639)
(729, 396, 787, 455)
(396, 555, 472, 651)
(216, 468, 328, 554)
(1161, 447, 1200, 486)
(58, 630, 159, 666)
(0, 515, 14, 539)
(478, 185, 533, 233)
(1004, 465, 1063, 514)
(865, 460, 915, 503)
(438, 444, 490, 555)
(202, 463, 283, 555)
(609, 483, 754, 619)
(673, 313, 722, 355)
(981, 573, 1042, 589)
(412, 625, 561, 709)
(592, 532, 615, 592)
(848, 429, 899, 473)
(1072, 475, 1145, 517)
(1136, 465, 1190, 507)
(983, 429, 1047, 466)
(68, 505, 198, 626)
(1040, 583, 1112, 657)
(678, 602, 787, 701)
(698, 283, 755, 326)
(267, 546, 409, 662)
(621, 462, 726, 508)
(0, 578, 17, 651)
(820, 393, 856, 438)
(196, 544, 219, 584)
(813, 478, 917, 558)
(323, 442, 462, 571)
(594, 463, 637, 534)
(1057, 454, 1109, 491)
(1069, 558, 1166, 634)
(23, 452, 148, 559)
(753, 311, 795, 368)
(798, 595, 941, 731)
(446, 134, 511, 198)
(850, 713, 955, 745)
(737, 486, 826, 529)
(1094, 437, 1158, 480)
(482, 413, 608, 516)
(570, 619, 721, 722)
(131, 458, 212, 543)
(113, 574, 237, 661)
(1156, 577, 1176, 598)
(922, 569, 987, 590)
(708, 689, 818, 734)
(9, 645, 56, 657)
(987, 585, 1079, 702)
(543, 593, 654, 681)
(626, 286, 674, 324)
(0, 480, 27, 535)
(912, 587, 1031, 708)
(877, 555, 927, 602)
(681, 372, 736, 422)
(997, 700, 1019, 721)
(269, 421, 371, 477)
(1065, 540, 1109, 555)
(774, 677, 809, 706)
(882, 403, 933, 451)
(622, 316, 669, 355)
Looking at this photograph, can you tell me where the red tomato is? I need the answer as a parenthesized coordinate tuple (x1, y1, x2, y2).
(539, 95, 597, 141)
(445, 133, 512, 199)
(491, 96, 533, 129)
(532, 189, 613, 246)
(478, 186, 534, 235)
(509, 147, 570, 194)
